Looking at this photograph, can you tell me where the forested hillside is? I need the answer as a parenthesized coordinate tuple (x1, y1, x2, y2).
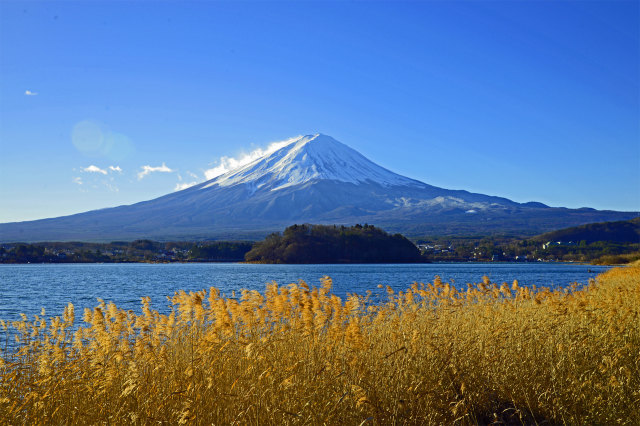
(245, 224, 422, 263)
(534, 217, 639, 244)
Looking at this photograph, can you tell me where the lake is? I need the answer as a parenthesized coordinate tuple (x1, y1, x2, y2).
(0, 263, 610, 321)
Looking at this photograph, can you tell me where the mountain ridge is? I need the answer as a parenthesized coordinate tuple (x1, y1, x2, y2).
(1, 134, 637, 242)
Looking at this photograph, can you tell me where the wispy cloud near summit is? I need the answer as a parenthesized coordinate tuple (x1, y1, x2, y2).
(204, 136, 298, 180)
(174, 181, 198, 191)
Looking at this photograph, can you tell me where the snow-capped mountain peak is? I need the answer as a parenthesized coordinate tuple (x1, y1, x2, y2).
(201, 133, 421, 191)
(1, 132, 633, 242)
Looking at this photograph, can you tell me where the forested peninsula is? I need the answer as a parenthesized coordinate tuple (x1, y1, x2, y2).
(244, 224, 423, 264)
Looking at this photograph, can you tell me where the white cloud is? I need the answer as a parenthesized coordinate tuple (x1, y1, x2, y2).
(204, 162, 231, 180)
(83, 165, 108, 175)
(108, 165, 122, 173)
(203, 137, 298, 180)
(73, 177, 83, 185)
(174, 181, 198, 191)
(25, 90, 38, 96)
(138, 162, 174, 180)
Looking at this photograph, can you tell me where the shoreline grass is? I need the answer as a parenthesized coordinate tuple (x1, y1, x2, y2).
(1, 264, 638, 424)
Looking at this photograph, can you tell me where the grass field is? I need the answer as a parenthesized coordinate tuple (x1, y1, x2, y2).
(1, 263, 639, 424)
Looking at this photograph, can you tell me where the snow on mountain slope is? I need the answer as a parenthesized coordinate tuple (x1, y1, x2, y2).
(201, 134, 424, 192)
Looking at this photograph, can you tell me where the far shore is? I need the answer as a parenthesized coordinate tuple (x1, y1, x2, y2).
(0, 259, 622, 266)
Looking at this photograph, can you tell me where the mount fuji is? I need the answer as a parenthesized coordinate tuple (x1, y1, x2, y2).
(0, 134, 636, 241)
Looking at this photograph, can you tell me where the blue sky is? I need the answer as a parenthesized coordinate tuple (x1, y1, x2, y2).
(1, 0, 638, 223)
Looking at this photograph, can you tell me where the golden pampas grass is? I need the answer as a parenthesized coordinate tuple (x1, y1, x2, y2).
(1, 266, 639, 424)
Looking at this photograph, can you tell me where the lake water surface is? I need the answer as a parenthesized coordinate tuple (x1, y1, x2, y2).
(0, 263, 610, 321)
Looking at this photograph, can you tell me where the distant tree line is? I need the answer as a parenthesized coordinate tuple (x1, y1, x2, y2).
(416, 217, 639, 264)
(0, 240, 252, 263)
(418, 237, 639, 263)
(189, 242, 253, 261)
(2, 218, 638, 264)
